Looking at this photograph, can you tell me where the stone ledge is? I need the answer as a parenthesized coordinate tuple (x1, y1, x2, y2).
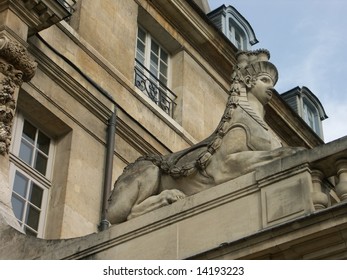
(190, 201, 347, 260)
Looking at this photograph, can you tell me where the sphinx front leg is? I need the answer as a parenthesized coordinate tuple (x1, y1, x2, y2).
(128, 189, 186, 220)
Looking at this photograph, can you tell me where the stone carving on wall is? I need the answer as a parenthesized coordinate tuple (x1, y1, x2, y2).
(108, 49, 303, 224)
(0, 35, 37, 155)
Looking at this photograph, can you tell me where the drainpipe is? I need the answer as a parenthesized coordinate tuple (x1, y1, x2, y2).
(35, 34, 118, 231)
(99, 106, 117, 231)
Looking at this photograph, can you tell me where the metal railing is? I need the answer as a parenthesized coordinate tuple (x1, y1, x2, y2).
(134, 59, 177, 117)
(56, 0, 76, 14)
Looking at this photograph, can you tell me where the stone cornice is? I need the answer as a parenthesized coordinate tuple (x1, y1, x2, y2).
(0, 0, 74, 35)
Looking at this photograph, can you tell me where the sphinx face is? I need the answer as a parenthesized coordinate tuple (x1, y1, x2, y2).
(249, 74, 275, 105)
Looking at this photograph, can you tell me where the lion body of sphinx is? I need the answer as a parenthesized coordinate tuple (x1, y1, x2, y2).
(107, 105, 298, 224)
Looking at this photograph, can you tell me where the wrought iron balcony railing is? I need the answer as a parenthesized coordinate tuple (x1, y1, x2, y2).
(134, 59, 177, 117)
(56, 0, 76, 13)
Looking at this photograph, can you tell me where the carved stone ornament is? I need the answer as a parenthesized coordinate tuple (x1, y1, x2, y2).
(0, 35, 37, 155)
(108, 49, 304, 224)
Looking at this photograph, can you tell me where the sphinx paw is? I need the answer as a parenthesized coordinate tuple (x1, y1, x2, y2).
(159, 189, 186, 205)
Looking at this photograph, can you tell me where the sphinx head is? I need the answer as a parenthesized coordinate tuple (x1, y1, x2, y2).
(230, 49, 278, 105)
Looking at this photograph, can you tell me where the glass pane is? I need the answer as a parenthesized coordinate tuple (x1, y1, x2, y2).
(137, 27, 146, 42)
(150, 64, 158, 78)
(136, 53, 145, 65)
(151, 41, 159, 55)
(137, 40, 145, 56)
(150, 52, 158, 68)
(19, 139, 34, 165)
(12, 171, 28, 197)
(136, 42, 145, 65)
(160, 50, 168, 62)
(11, 194, 25, 221)
(24, 226, 37, 237)
(26, 205, 40, 231)
(159, 76, 167, 87)
(160, 61, 168, 77)
(29, 183, 43, 208)
(37, 131, 50, 155)
(34, 151, 48, 175)
(22, 121, 36, 144)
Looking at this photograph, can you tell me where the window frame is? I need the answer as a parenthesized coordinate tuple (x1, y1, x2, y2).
(228, 19, 246, 50)
(302, 97, 321, 136)
(134, 25, 177, 116)
(9, 166, 50, 237)
(136, 26, 171, 89)
(9, 112, 55, 238)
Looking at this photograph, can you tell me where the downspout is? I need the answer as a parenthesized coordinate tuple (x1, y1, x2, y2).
(99, 106, 117, 231)
(35, 34, 119, 231)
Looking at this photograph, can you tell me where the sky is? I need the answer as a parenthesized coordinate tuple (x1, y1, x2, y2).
(208, 0, 347, 143)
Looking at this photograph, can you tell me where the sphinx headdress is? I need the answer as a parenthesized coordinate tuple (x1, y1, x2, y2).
(236, 49, 278, 85)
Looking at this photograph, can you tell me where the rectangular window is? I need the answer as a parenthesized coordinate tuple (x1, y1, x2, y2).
(19, 120, 51, 176)
(303, 100, 321, 136)
(9, 113, 53, 237)
(228, 22, 246, 50)
(134, 26, 176, 117)
(11, 169, 48, 236)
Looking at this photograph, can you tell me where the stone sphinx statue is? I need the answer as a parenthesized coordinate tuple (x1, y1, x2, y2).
(108, 49, 302, 224)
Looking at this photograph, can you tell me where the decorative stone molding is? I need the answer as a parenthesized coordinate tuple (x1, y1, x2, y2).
(0, 35, 37, 155)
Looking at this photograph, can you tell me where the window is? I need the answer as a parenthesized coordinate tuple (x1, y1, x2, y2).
(303, 98, 321, 136)
(134, 26, 176, 116)
(228, 19, 246, 50)
(235, 30, 243, 50)
(9, 113, 54, 237)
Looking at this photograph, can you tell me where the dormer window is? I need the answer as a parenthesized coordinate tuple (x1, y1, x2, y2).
(208, 5, 258, 51)
(281, 86, 328, 140)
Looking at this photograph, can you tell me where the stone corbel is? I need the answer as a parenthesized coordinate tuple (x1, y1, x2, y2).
(0, 34, 37, 155)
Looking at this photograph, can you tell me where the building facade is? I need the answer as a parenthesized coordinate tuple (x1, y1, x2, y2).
(0, 0, 346, 259)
